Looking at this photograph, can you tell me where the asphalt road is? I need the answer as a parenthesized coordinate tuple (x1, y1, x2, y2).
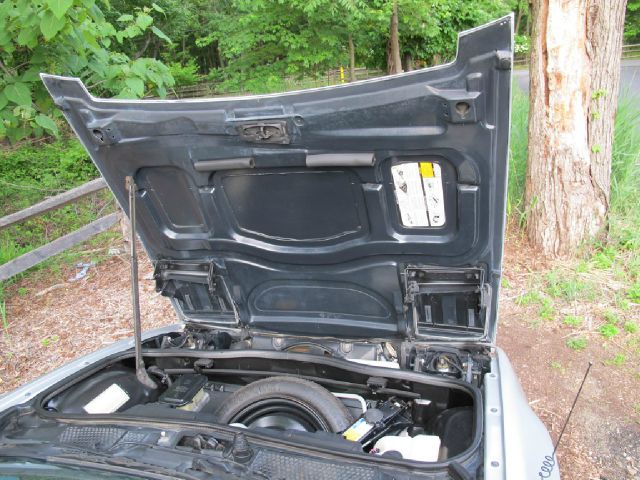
(513, 59, 640, 96)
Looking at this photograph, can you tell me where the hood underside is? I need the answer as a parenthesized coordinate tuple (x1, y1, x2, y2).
(42, 16, 513, 343)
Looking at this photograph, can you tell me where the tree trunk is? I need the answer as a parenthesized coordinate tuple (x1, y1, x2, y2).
(524, 0, 627, 257)
(348, 34, 356, 82)
(386, 0, 402, 74)
(514, 1, 525, 35)
(402, 52, 414, 71)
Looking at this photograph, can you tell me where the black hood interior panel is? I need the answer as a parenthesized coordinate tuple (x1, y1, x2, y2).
(42, 16, 513, 342)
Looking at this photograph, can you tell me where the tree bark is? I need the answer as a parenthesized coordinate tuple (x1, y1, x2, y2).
(348, 34, 356, 82)
(514, 0, 525, 35)
(524, 0, 627, 257)
(386, 0, 402, 74)
(402, 52, 414, 71)
(133, 33, 152, 60)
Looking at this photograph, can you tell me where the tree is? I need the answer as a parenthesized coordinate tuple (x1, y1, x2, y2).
(208, 0, 361, 92)
(0, 0, 174, 143)
(624, 0, 640, 43)
(387, 0, 402, 73)
(525, 0, 628, 256)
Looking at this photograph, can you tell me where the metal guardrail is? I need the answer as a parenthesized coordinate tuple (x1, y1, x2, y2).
(0, 178, 116, 281)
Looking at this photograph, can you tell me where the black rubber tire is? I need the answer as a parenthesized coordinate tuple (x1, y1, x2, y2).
(214, 376, 354, 433)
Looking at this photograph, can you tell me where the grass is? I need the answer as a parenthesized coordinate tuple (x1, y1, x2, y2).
(538, 297, 554, 321)
(0, 138, 117, 283)
(563, 315, 583, 327)
(0, 300, 7, 334)
(624, 322, 638, 334)
(507, 84, 530, 221)
(605, 353, 626, 366)
(566, 337, 587, 351)
(515, 290, 543, 306)
(545, 270, 593, 301)
(599, 323, 620, 339)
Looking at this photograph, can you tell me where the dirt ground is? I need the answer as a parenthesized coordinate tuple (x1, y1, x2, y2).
(1, 230, 638, 479)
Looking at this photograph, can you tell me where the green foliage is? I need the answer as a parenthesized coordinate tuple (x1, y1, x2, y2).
(0, 139, 96, 214)
(514, 290, 543, 306)
(168, 59, 201, 87)
(507, 84, 529, 219)
(627, 282, 640, 302)
(0, 0, 174, 142)
(0, 138, 113, 267)
(590, 246, 616, 269)
(545, 271, 592, 301)
(605, 353, 626, 366)
(566, 337, 587, 351)
(514, 34, 529, 55)
(624, 321, 638, 334)
(603, 310, 620, 325)
(41, 334, 60, 347)
(563, 315, 583, 327)
(599, 323, 620, 339)
(625, 0, 640, 43)
(538, 297, 554, 320)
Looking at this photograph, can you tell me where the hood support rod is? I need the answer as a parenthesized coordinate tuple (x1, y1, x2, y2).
(126, 176, 157, 390)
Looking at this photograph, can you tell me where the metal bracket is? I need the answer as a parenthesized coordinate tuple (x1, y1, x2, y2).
(237, 120, 290, 144)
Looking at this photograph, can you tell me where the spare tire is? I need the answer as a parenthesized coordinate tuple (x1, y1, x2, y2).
(215, 376, 353, 433)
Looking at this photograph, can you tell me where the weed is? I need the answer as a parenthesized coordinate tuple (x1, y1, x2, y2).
(603, 310, 620, 325)
(599, 324, 620, 339)
(0, 300, 7, 333)
(615, 293, 631, 311)
(627, 282, 640, 302)
(501, 277, 511, 289)
(575, 260, 590, 273)
(605, 353, 626, 366)
(17, 287, 28, 296)
(545, 271, 592, 301)
(515, 290, 543, 306)
(550, 361, 563, 372)
(539, 298, 554, 320)
(507, 84, 529, 219)
(566, 337, 587, 351)
(563, 315, 583, 327)
(40, 334, 60, 347)
(590, 247, 616, 269)
(624, 322, 638, 334)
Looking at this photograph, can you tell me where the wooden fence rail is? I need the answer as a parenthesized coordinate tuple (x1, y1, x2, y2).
(0, 178, 107, 231)
(0, 178, 115, 282)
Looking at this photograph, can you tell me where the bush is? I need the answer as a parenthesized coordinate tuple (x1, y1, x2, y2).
(0, 138, 109, 269)
(167, 60, 201, 87)
(0, 139, 97, 215)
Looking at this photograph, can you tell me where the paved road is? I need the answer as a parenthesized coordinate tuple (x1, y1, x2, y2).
(513, 59, 640, 96)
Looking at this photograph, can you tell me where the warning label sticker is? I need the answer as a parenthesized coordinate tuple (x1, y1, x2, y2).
(391, 162, 445, 227)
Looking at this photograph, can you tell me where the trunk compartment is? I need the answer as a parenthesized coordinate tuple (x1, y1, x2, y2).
(38, 332, 484, 470)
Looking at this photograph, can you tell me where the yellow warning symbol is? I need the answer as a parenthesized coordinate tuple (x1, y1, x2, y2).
(419, 162, 434, 178)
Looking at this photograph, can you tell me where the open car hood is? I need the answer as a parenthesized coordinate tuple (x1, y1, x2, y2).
(43, 16, 512, 344)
